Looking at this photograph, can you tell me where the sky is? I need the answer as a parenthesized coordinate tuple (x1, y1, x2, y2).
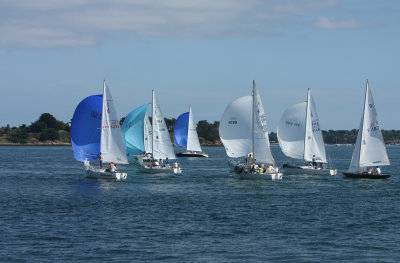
(1, 0, 399, 132)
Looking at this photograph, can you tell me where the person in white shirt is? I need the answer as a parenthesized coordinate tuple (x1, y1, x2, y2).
(376, 166, 381, 175)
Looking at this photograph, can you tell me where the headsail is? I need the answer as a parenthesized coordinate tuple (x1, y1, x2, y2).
(174, 112, 189, 147)
(152, 91, 176, 159)
(252, 82, 275, 165)
(71, 95, 102, 162)
(219, 95, 253, 158)
(144, 110, 153, 154)
(187, 107, 202, 152)
(122, 104, 149, 157)
(304, 89, 327, 162)
(348, 81, 390, 172)
(277, 102, 306, 159)
(100, 81, 129, 164)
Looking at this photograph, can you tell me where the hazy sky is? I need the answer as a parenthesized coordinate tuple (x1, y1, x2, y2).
(1, 0, 399, 131)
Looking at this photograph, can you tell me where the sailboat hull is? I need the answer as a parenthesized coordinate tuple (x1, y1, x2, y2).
(342, 172, 390, 179)
(84, 161, 127, 180)
(176, 152, 208, 158)
(136, 164, 182, 174)
(283, 163, 337, 175)
(230, 161, 283, 180)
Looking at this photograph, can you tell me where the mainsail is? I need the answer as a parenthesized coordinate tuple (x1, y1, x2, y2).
(151, 90, 176, 159)
(348, 81, 390, 172)
(100, 82, 129, 164)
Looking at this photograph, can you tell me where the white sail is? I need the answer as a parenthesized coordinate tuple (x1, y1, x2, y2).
(186, 106, 202, 152)
(277, 102, 306, 159)
(277, 89, 327, 163)
(100, 81, 128, 164)
(219, 81, 275, 164)
(144, 110, 153, 153)
(219, 95, 253, 158)
(151, 90, 176, 160)
(304, 89, 327, 162)
(348, 119, 363, 172)
(252, 82, 275, 164)
(348, 81, 390, 172)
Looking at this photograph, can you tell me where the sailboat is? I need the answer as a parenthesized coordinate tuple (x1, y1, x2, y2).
(343, 81, 390, 179)
(219, 81, 283, 180)
(125, 91, 182, 174)
(174, 106, 208, 158)
(277, 89, 337, 175)
(71, 81, 128, 180)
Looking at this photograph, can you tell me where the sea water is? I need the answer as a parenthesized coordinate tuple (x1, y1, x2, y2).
(1, 145, 399, 262)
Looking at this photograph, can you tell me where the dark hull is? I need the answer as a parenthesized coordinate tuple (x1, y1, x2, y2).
(176, 152, 208, 158)
(342, 172, 390, 179)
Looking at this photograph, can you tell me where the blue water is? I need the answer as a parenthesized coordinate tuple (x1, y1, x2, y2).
(1, 145, 400, 262)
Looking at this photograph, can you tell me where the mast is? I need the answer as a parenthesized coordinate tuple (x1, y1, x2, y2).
(152, 90, 154, 158)
(252, 80, 256, 160)
(188, 106, 191, 152)
(359, 80, 369, 168)
(303, 89, 310, 161)
(100, 80, 106, 155)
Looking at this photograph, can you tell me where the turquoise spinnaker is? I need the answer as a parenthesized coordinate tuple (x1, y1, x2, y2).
(122, 104, 149, 157)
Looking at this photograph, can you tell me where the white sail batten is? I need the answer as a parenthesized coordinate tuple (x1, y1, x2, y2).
(304, 90, 327, 162)
(277, 102, 306, 159)
(219, 95, 253, 158)
(252, 82, 275, 164)
(100, 81, 128, 164)
(151, 91, 176, 160)
(187, 106, 202, 152)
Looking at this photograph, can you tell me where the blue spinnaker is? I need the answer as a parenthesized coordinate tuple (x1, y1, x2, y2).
(174, 112, 189, 147)
(122, 104, 149, 156)
(71, 95, 102, 162)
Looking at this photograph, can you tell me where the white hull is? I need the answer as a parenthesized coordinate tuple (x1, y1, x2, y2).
(136, 163, 182, 174)
(229, 161, 283, 180)
(134, 157, 182, 174)
(84, 160, 127, 180)
(239, 172, 283, 180)
(283, 165, 337, 176)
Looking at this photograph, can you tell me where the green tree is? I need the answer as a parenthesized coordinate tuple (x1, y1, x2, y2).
(39, 128, 60, 141)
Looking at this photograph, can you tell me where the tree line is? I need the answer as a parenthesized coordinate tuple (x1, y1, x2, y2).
(1, 113, 400, 145)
